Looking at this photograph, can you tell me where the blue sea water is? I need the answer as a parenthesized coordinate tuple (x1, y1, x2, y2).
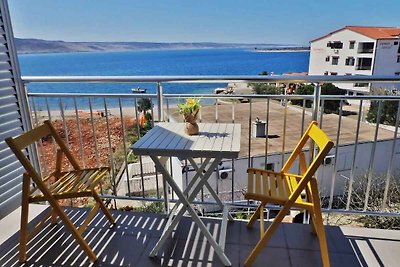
(18, 49, 309, 109)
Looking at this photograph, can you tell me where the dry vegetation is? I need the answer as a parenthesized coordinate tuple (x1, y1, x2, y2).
(37, 115, 136, 206)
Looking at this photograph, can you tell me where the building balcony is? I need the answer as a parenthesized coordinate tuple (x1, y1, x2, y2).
(357, 42, 375, 54)
(355, 65, 372, 70)
(1, 204, 400, 266)
(1, 75, 400, 266)
(357, 49, 374, 54)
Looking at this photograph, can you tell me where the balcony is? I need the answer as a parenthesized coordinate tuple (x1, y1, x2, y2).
(1, 75, 400, 266)
(1, 204, 400, 266)
(357, 42, 375, 54)
(355, 58, 373, 71)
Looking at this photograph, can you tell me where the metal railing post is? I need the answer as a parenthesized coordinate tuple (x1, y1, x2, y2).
(157, 82, 164, 122)
(312, 82, 321, 122)
(310, 82, 321, 160)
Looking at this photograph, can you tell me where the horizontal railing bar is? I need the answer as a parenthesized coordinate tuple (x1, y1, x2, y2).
(28, 92, 400, 101)
(21, 75, 400, 84)
(101, 195, 400, 217)
(164, 94, 400, 101)
(27, 92, 158, 98)
(321, 209, 400, 217)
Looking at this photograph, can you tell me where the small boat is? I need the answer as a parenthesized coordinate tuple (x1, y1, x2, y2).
(131, 87, 147, 93)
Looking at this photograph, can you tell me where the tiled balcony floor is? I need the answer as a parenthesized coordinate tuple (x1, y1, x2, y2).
(0, 206, 399, 266)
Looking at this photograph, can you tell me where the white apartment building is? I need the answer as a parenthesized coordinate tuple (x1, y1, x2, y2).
(308, 26, 400, 94)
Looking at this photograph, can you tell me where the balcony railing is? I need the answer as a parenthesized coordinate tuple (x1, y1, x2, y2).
(22, 75, 400, 218)
(356, 65, 372, 70)
(358, 48, 374, 54)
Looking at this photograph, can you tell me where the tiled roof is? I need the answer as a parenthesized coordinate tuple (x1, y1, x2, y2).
(310, 26, 400, 42)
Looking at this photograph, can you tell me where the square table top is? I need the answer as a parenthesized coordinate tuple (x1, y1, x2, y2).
(132, 122, 241, 159)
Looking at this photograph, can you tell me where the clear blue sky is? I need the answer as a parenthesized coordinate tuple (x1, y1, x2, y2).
(8, 0, 400, 44)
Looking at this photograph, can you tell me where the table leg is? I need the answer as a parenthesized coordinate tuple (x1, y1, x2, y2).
(159, 156, 170, 215)
(149, 156, 231, 266)
(188, 158, 234, 221)
(162, 158, 211, 233)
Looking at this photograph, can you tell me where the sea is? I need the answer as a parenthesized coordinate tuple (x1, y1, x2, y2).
(18, 48, 309, 109)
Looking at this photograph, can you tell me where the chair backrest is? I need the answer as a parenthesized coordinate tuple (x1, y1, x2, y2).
(5, 120, 80, 182)
(281, 121, 334, 184)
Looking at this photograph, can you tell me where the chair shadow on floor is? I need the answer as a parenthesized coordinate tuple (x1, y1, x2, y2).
(1, 206, 395, 267)
(0, 207, 237, 267)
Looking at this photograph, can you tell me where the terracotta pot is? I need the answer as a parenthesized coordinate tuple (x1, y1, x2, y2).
(184, 112, 199, 135)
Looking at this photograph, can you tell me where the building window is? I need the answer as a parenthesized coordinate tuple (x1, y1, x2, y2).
(332, 56, 339, 65)
(345, 57, 355, 66)
(358, 42, 374, 53)
(330, 72, 338, 75)
(397, 55, 400, 63)
(354, 83, 369, 87)
(395, 41, 399, 45)
(345, 73, 352, 75)
(349, 41, 355, 49)
(325, 56, 330, 62)
(327, 41, 343, 49)
(324, 71, 328, 75)
(356, 57, 372, 70)
(266, 163, 274, 171)
(395, 72, 400, 76)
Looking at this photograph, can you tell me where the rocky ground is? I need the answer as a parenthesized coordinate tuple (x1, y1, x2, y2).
(37, 115, 136, 206)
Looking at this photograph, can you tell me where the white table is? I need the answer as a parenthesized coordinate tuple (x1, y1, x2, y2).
(132, 122, 241, 266)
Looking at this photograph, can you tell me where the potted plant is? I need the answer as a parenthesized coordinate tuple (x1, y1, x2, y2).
(177, 98, 201, 135)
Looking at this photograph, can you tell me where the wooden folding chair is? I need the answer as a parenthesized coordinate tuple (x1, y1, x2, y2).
(5, 120, 115, 263)
(244, 121, 334, 267)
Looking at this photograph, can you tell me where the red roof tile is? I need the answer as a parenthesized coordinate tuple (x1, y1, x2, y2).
(310, 26, 400, 42)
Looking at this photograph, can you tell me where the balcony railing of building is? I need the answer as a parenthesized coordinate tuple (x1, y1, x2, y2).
(356, 65, 372, 70)
(22, 75, 400, 219)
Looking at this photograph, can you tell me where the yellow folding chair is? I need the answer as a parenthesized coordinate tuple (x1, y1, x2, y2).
(244, 121, 334, 267)
(6, 120, 115, 263)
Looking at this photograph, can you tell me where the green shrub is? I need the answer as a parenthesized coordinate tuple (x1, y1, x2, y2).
(291, 84, 314, 107)
(367, 96, 399, 126)
(291, 83, 345, 113)
(137, 98, 153, 112)
(250, 83, 281, 95)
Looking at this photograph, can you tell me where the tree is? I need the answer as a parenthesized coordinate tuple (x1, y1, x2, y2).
(137, 98, 153, 113)
(321, 83, 346, 113)
(250, 83, 280, 95)
(137, 98, 153, 131)
(290, 84, 314, 107)
(367, 98, 399, 126)
(291, 83, 345, 113)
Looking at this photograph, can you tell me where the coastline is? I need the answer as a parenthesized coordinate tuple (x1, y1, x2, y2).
(254, 49, 309, 53)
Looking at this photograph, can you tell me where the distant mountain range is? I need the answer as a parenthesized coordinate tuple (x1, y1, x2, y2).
(15, 38, 307, 54)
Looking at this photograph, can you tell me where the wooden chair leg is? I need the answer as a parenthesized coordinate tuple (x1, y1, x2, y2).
(247, 201, 265, 228)
(19, 173, 30, 263)
(31, 179, 97, 262)
(53, 201, 97, 262)
(259, 203, 265, 238)
(51, 208, 58, 225)
(245, 202, 291, 267)
(309, 213, 317, 234)
(310, 179, 330, 267)
(305, 185, 317, 234)
(92, 190, 115, 225)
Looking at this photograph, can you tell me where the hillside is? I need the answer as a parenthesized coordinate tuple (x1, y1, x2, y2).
(14, 38, 300, 54)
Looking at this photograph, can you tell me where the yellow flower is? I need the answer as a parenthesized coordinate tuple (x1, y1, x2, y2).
(187, 99, 195, 107)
